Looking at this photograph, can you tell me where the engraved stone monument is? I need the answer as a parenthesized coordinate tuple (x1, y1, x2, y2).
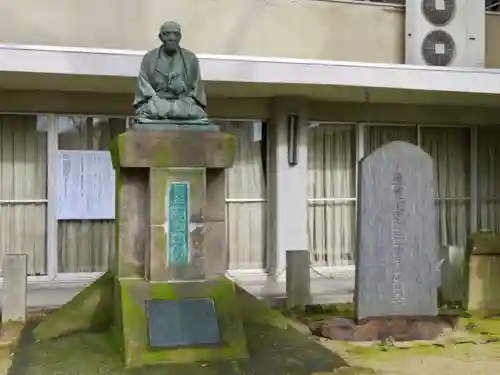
(355, 141, 439, 321)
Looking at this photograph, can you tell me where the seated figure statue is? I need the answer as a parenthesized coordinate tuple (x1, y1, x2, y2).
(133, 21, 216, 130)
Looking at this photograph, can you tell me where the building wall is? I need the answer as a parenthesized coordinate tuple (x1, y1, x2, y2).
(1, 90, 500, 308)
(1, 90, 500, 126)
(1, 0, 499, 67)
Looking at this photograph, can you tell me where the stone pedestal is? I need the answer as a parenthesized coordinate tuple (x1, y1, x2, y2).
(465, 231, 500, 310)
(112, 130, 236, 281)
(111, 130, 248, 367)
(29, 128, 349, 373)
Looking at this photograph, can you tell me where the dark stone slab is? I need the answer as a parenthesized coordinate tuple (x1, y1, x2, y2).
(355, 141, 439, 320)
(147, 298, 221, 348)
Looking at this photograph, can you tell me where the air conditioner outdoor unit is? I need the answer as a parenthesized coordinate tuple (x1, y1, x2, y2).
(405, 0, 485, 67)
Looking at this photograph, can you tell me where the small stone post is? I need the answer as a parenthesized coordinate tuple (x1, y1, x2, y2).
(2, 254, 28, 323)
(439, 245, 464, 306)
(465, 230, 500, 310)
(286, 249, 311, 309)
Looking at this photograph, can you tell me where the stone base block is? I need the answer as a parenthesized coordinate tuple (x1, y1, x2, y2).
(467, 255, 500, 310)
(114, 277, 248, 367)
(111, 130, 237, 169)
(26, 273, 348, 372)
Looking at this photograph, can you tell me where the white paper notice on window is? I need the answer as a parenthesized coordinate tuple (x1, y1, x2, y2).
(56, 150, 115, 220)
(252, 120, 263, 142)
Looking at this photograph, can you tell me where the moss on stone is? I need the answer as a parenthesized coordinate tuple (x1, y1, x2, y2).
(312, 366, 379, 375)
(112, 277, 124, 353)
(285, 303, 355, 327)
(216, 132, 237, 167)
(468, 231, 500, 256)
(0, 321, 24, 350)
(118, 262, 144, 279)
(323, 310, 500, 365)
(109, 135, 123, 170)
(10, 277, 349, 374)
(152, 147, 170, 167)
(220, 133, 237, 153)
(306, 304, 354, 318)
(460, 311, 500, 337)
(118, 279, 148, 367)
(118, 277, 248, 367)
(33, 271, 114, 342)
(207, 277, 248, 357)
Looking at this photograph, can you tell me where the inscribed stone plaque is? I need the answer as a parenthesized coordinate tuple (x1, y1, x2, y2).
(355, 141, 439, 320)
(146, 298, 221, 348)
(149, 168, 206, 282)
(167, 182, 190, 265)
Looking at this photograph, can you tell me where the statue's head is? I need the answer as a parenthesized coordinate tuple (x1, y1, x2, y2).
(159, 21, 182, 54)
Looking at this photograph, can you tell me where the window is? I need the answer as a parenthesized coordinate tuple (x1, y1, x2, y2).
(487, 0, 500, 12)
(220, 120, 267, 270)
(421, 127, 470, 247)
(55, 117, 266, 274)
(477, 127, 500, 232)
(308, 124, 356, 267)
(366, 125, 471, 248)
(366, 125, 470, 248)
(365, 125, 417, 153)
(308, 123, 473, 269)
(57, 116, 126, 273)
(367, 0, 405, 4)
(0, 115, 48, 276)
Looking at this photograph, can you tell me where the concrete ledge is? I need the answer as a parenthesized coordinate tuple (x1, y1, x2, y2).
(2, 44, 500, 96)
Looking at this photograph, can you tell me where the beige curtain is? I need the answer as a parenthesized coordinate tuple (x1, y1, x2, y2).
(420, 127, 470, 247)
(477, 127, 500, 232)
(366, 125, 470, 247)
(308, 125, 356, 266)
(0, 115, 47, 275)
(220, 121, 267, 270)
(57, 116, 126, 273)
(365, 125, 417, 153)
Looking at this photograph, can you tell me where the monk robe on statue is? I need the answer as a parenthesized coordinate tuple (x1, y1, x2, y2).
(133, 21, 212, 126)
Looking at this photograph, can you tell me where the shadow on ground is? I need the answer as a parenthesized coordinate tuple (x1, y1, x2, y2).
(7, 289, 348, 375)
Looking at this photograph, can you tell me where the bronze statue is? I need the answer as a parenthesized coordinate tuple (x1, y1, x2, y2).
(133, 21, 216, 130)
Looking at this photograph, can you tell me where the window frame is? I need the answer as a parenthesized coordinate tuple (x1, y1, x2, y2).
(54, 115, 128, 274)
(0, 113, 51, 278)
(215, 118, 269, 273)
(307, 121, 479, 273)
(307, 122, 358, 268)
